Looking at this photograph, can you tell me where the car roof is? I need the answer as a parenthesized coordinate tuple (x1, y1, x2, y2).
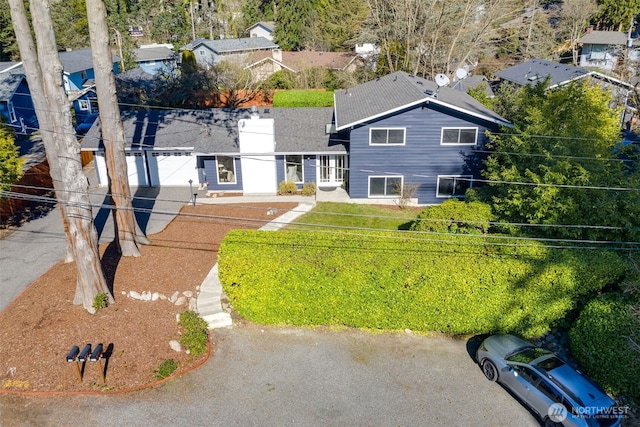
(545, 364, 615, 408)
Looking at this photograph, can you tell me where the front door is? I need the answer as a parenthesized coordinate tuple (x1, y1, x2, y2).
(318, 155, 347, 188)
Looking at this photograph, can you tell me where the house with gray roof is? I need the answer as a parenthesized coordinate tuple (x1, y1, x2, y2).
(247, 21, 275, 41)
(0, 63, 38, 135)
(181, 37, 279, 68)
(496, 58, 634, 125)
(133, 45, 177, 75)
(578, 30, 632, 71)
(82, 107, 346, 192)
(333, 71, 509, 204)
(57, 48, 121, 94)
(82, 71, 508, 204)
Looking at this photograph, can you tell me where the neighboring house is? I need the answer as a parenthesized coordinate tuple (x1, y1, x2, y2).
(133, 44, 177, 75)
(246, 49, 365, 81)
(81, 107, 347, 192)
(333, 71, 510, 204)
(0, 62, 38, 135)
(181, 37, 279, 68)
(58, 48, 121, 95)
(70, 86, 98, 136)
(247, 21, 275, 41)
(451, 74, 494, 97)
(496, 58, 634, 124)
(578, 30, 632, 71)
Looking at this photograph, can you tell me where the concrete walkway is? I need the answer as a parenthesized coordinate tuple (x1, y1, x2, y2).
(195, 200, 317, 329)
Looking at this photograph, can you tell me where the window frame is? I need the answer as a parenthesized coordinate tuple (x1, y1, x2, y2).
(436, 175, 472, 198)
(369, 127, 406, 146)
(216, 155, 236, 184)
(368, 175, 403, 198)
(78, 100, 90, 111)
(284, 155, 304, 184)
(7, 101, 16, 122)
(440, 127, 478, 146)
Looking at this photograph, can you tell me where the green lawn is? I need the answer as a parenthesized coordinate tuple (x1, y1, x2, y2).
(288, 202, 419, 231)
(273, 90, 334, 107)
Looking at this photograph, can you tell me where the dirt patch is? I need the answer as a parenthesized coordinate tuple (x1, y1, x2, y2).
(0, 202, 297, 393)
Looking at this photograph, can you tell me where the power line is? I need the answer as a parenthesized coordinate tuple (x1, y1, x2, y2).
(2, 187, 640, 251)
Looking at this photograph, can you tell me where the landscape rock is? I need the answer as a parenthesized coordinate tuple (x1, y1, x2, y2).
(151, 292, 160, 301)
(174, 296, 187, 306)
(128, 290, 141, 300)
(169, 291, 179, 303)
(169, 340, 182, 352)
(183, 291, 193, 298)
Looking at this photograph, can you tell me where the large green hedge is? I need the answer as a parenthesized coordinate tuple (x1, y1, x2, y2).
(218, 230, 625, 337)
(569, 295, 640, 397)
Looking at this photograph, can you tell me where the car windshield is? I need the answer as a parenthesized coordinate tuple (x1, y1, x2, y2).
(505, 346, 550, 364)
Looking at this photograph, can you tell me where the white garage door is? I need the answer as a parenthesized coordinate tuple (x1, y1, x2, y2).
(125, 151, 149, 186)
(147, 151, 197, 186)
(93, 151, 149, 187)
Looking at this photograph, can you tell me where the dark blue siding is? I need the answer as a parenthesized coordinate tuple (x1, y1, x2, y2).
(202, 156, 243, 192)
(6, 80, 38, 134)
(348, 104, 492, 204)
(275, 154, 317, 189)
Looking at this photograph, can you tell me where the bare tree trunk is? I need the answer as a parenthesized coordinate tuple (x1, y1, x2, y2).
(8, 0, 113, 313)
(86, 0, 150, 257)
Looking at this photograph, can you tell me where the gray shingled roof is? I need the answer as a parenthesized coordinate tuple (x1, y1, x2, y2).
(82, 107, 343, 154)
(496, 58, 589, 87)
(134, 46, 175, 62)
(58, 48, 121, 74)
(247, 21, 275, 32)
(579, 31, 628, 46)
(183, 37, 278, 54)
(334, 71, 509, 131)
(0, 67, 25, 101)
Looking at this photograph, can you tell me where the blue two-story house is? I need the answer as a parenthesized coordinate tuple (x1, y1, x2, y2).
(334, 71, 510, 204)
(0, 63, 38, 135)
(81, 72, 508, 205)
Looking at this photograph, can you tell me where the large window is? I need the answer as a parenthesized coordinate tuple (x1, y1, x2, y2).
(369, 176, 402, 197)
(441, 127, 477, 145)
(217, 156, 236, 184)
(369, 128, 405, 145)
(436, 175, 472, 198)
(285, 155, 303, 183)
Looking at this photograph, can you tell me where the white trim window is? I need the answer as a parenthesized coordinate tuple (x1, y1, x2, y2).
(285, 155, 303, 183)
(78, 100, 90, 111)
(216, 156, 236, 184)
(369, 175, 403, 197)
(436, 175, 472, 198)
(199, 49, 206, 57)
(8, 101, 16, 122)
(441, 127, 478, 145)
(369, 128, 405, 145)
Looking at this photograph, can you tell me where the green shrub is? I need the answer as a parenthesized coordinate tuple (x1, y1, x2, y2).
(569, 294, 640, 397)
(92, 292, 109, 311)
(155, 359, 177, 379)
(178, 311, 209, 356)
(278, 180, 298, 195)
(301, 182, 316, 196)
(409, 199, 493, 234)
(218, 229, 625, 337)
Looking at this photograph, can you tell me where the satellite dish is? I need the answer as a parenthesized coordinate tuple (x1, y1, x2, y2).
(435, 73, 450, 87)
(455, 68, 468, 80)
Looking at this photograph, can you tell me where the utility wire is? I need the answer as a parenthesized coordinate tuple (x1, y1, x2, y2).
(2, 188, 640, 251)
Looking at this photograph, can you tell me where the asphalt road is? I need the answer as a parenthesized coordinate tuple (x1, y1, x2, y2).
(0, 324, 539, 427)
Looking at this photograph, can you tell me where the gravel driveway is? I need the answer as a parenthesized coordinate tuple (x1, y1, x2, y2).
(0, 323, 539, 427)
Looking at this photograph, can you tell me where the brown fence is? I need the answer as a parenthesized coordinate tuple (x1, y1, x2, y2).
(0, 161, 53, 224)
